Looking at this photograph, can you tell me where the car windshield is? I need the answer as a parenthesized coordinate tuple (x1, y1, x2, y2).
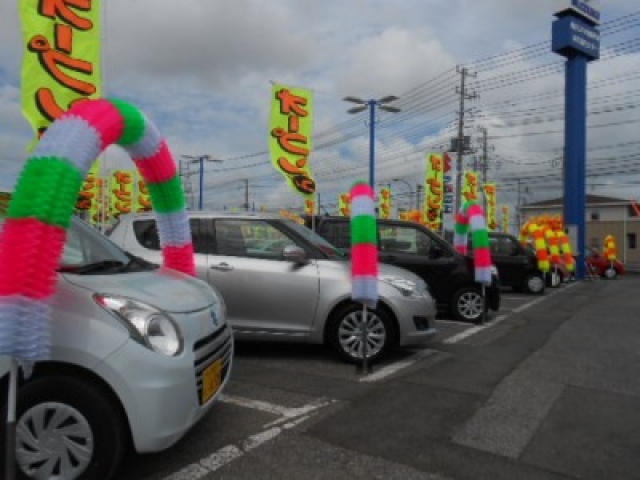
(285, 219, 348, 259)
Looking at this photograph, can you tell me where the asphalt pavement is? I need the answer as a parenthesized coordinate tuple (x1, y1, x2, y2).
(209, 274, 640, 480)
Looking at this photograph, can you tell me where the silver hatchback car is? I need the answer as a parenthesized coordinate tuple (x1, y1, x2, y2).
(0, 214, 232, 480)
(109, 212, 437, 363)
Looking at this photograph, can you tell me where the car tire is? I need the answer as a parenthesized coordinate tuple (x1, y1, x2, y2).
(451, 286, 486, 324)
(524, 273, 546, 295)
(327, 303, 396, 364)
(1, 375, 128, 480)
(604, 267, 618, 279)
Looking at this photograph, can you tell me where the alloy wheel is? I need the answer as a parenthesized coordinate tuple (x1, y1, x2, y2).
(337, 310, 387, 360)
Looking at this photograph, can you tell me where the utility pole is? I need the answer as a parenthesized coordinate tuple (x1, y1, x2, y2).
(243, 179, 249, 211)
(181, 154, 223, 210)
(178, 159, 195, 210)
(415, 184, 423, 211)
(478, 126, 489, 184)
(454, 66, 477, 216)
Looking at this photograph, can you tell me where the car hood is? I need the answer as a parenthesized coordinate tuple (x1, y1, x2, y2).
(62, 268, 216, 313)
(377, 262, 425, 283)
(317, 259, 427, 285)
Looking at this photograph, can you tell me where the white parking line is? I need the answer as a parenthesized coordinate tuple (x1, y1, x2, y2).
(162, 396, 335, 480)
(358, 348, 438, 382)
(443, 315, 508, 344)
(444, 282, 579, 344)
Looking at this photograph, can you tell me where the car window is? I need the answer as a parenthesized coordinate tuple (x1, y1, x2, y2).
(490, 236, 518, 256)
(316, 220, 351, 250)
(62, 218, 132, 266)
(380, 224, 433, 256)
(133, 219, 161, 250)
(132, 218, 213, 254)
(214, 219, 300, 259)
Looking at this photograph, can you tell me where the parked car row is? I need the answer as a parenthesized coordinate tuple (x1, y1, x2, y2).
(483, 231, 569, 294)
(304, 215, 501, 323)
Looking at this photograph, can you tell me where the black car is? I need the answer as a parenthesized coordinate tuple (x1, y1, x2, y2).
(305, 216, 501, 323)
(483, 232, 547, 294)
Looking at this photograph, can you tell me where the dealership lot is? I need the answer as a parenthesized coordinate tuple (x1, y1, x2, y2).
(117, 283, 585, 480)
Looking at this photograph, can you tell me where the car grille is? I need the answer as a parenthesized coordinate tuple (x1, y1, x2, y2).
(193, 324, 233, 405)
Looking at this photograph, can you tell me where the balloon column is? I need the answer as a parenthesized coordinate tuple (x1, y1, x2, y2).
(519, 221, 551, 273)
(0, 98, 196, 367)
(350, 180, 378, 373)
(453, 200, 493, 285)
(604, 234, 617, 261)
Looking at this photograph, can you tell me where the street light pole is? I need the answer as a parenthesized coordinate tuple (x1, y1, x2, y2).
(181, 154, 222, 210)
(344, 95, 401, 188)
(391, 178, 412, 213)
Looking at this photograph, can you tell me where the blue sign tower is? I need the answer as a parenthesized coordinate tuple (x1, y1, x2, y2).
(552, 0, 600, 279)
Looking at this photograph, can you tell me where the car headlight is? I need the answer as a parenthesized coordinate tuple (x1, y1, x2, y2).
(94, 294, 183, 356)
(209, 294, 227, 328)
(380, 275, 421, 297)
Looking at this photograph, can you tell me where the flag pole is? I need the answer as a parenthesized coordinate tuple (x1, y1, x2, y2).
(5, 358, 18, 480)
(359, 304, 370, 374)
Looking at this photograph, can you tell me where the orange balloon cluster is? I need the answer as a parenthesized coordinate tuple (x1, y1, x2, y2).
(520, 214, 575, 273)
(604, 234, 617, 261)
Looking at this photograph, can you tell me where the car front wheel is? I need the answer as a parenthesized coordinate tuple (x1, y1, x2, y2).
(451, 287, 486, 323)
(327, 304, 396, 363)
(524, 273, 546, 294)
(1, 375, 128, 480)
(604, 267, 618, 279)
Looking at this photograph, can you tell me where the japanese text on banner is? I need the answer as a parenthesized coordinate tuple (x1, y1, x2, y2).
(20, 0, 102, 140)
(269, 83, 316, 197)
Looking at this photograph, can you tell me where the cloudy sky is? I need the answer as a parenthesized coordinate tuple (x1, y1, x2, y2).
(1, 0, 639, 219)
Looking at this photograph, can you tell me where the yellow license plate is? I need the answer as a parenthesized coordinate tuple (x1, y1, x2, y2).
(201, 359, 223, 403)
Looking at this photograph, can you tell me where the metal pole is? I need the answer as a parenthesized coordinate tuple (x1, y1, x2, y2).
(368, 100, 376, 188)
(564, 56, 588, 280)
(198, 156, 204, 210)
(358, 304, 370, 374)
(455, 69, 466, 217)
(244, 179, 249, 211)
(5, 359, 18, 480)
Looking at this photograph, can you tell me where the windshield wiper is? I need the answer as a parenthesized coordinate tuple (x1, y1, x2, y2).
(119, 253, 158, 272)
(60, 260, 126, 274)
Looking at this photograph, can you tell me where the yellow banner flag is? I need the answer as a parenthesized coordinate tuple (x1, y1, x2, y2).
(110, 170, 135, 219)
(424, 153, 444, 229)
(484, 183, 498, 231)
(338, 192, 351, 216)
(379, 187, 391, 219)
(304, 198, 316, 216)
(501, 205, 510, 233)
(136, 175, 152, 213)
(90, 175, 109, 225)
(269, 83, 315, 197)
(462, 170, 480, 203)
(20, 0, 102, 140)
(75, 159, 100, 213)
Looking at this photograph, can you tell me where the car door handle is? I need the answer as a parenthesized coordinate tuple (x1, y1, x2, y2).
(211, 262, 233, 271)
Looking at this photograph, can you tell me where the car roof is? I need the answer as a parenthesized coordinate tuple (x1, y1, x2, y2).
(119, 211, 290, 221)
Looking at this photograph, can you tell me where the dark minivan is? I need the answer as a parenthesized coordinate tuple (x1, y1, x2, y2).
(305, 216, 500, 323)
(484, 232, 547, 294)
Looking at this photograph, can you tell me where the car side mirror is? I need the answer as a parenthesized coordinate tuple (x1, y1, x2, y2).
(430, 245, 444, 259)
(283, 245, 308, 264)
